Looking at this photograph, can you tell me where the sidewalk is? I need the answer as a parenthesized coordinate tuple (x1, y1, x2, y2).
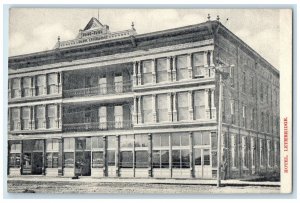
(7, 176, 280, 187)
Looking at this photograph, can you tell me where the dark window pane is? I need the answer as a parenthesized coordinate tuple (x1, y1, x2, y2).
(161, 150, 169, 168)
(204, 149, 210, 165)
(107, 150, 115, 166)
(64, 152, 74, 168)
(152, 150, 160, 168)
(181, 149, 190, 168)
(92, 152, 103, 168)
(120, 151, 133, 168)
(135, 151, 148, 168)
(76, 138, 86, 150)
(172, 150, 180, 168)
(194, 149, 202, 165)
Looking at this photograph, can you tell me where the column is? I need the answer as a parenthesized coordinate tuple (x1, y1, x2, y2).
(17, 107, 21, 130)
(115, 135, 120, 177)
(137, 61, 142, 85)
(43, 104, 47, 129)
(205, 89, 210, 119)
(172, 92, 177, 121)
(31, 106, 35, 130)
(44, 74, 48, 95)
(167, 93, 172, 122)
(152, 94, 157, 122)
(8, 108, 10, 131)
(211, 88, 216, 119)
(188, 91, 194, 120)
(172, 56, 177, 81)
(59, 104, 62, 129)
(204, 51, 208, 68)
(133, 96, 138, 124)
(20, 140, 23, 175)
(169, 134, 172, 178)
(167, 57, 172, 82)
(32, 76, 36, 96)
(187, 53, 193, 79)
(148, 133, 153, 177)
(103, 135, 107, 177)
(18, 77, 22, 97)
(58, 72, 62, 94)
(210, 50, 215, 67)
(58, 138, 64, 176)
(189, 132, 195, 178)
(42, 139, 46, 175)
(8, 79, 11, 99)
(132, 62, 137, 86)
(152, 59, 156, 84)
(137, 96, 142, 123)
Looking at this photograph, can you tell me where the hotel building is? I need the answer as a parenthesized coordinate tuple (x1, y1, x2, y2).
(8, 17, 280, 179)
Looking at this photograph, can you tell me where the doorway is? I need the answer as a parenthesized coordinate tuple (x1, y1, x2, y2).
(22, 152, 43, 175)
(194, 148, 212, 179)
(75, 151, 91, 176)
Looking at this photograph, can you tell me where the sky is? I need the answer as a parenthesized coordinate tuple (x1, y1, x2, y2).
(9, 8, 283, 68)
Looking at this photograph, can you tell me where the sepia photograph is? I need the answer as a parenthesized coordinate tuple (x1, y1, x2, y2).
(4, 7, 293, 195)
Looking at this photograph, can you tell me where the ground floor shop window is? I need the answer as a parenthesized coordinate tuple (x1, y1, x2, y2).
(92, 151, 104, 168)
(9, 153, 21, 168)
(120, 151, 133, 168)
(152, 150, 169, 168)
(64, 152, 74, 168)
(107, 150, 115, 166)
(172, 149, 190, 168)
(135, 151, 148, 168)
(46, 153, 58, 168)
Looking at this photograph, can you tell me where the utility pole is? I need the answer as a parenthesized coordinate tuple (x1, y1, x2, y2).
(215, 65, 233, 187)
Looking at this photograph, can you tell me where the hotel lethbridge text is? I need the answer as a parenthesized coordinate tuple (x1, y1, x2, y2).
(283, 117, 289, 173)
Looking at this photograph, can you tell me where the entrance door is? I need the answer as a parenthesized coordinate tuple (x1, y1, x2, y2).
(22, 153, 32, 175)
(32, 152, 43, 175)
(194, 148, 212, 179)
(75, 151, 91, 176)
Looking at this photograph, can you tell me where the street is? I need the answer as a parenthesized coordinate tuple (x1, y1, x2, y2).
(7, 179, 280, 194)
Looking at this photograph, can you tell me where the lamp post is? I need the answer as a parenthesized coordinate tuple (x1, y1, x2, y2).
(215, 64, 233, 187)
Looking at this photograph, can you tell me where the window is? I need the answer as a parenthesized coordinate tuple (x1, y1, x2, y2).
(242, 72, 246, 92)
(251, 76, 255, 96)
(75, 137, 91, 151)
(172, 133, 189, 146)
(37, 75, 46, 95)
(107, 136, 116, 149)
(242, 136, 248, 168)
(193, 131, 210, 146)
(152, 150, 169, 168)
(194, 90, 205, 120)
(231, 135, 238, 168)
(250, 137, 256, 168)
(64, 138, 75, 151)
(135, 134, 148, 148)
(115, 74, 123, 93)
(98, 76, 107, 94)
(107, 150, 115, 166)
(21, 107, 30, 130)
(193, 52, 205, 77)
(266, 85, 269, 103)
(135, 151, 148, 168)
(156, 58, 168, 83)
(230, 100, 235, 125)
(91, 137, 104, 149)
(260, 82, 264, 101)
(22, 77, 31, 97)
(99, 106, 107, 129)
(36, 106, 46, 129)
(267, 140, 271, 167)
(203, 149, 210, 165)
(176, 55, 188, 80)
(46, 139, 59, 151)
(172, 133, 190, 169)
(230, 66, 234, 87)
(92, 152, 104, 168)
(120, 135, 134, 148)
(251, 108, 255, 129)
(242, 105, 246, 128)
(48, 73, 58, 94)
(12, 78, 21, 98)
(9, 142, 21, 168)
(153, 133, 169, 147)
(177, 92, 189, 121)
(157, 94, 168, 122)
(11, 108, 20, 131)
(142, 95, 152, 123)
(261, 112, 264, 132)
(114, 105, 123, 128)
(266, 112, 270, 133)
(120, 151, 133, 168)
(259, 139, 264, 167)
(194, 149, 202, 165)
(47, 105, 57, 129)
(46, 153, 58, 168)
(142, 60, 152, 85)
(64, 152, 74, 168)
